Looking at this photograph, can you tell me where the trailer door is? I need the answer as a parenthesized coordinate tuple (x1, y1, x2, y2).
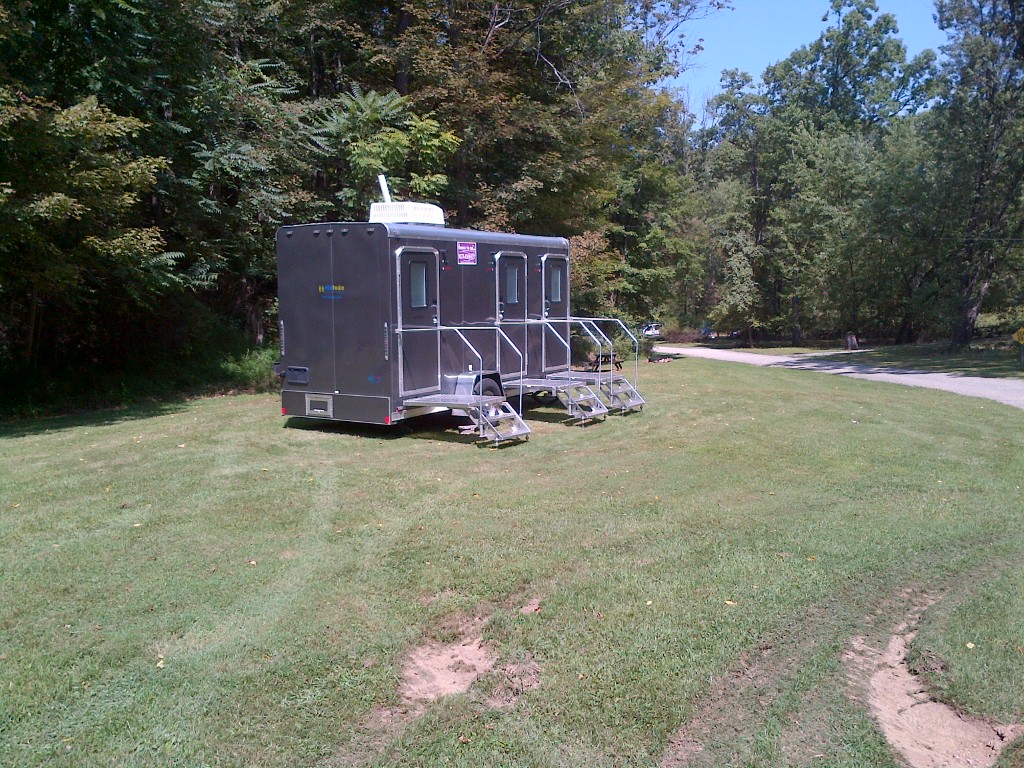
(541, 253, 570, 372)
(496, 251, 528, 379)
(396, 247, 441, 395)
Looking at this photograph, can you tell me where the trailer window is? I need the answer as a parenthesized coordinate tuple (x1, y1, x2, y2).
(549, 264, 563, 303)
(505, 266, 519, 304)
(410, 261, 428, 308)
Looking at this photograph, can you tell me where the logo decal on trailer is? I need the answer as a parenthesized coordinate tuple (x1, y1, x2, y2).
(457, 242, 477, 265)
(318, 284, 346, 299)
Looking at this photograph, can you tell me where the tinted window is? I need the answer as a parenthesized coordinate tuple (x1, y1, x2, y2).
(410, 261, 427, 308)
(549, 264, 563, 303)
(505, 265, 519, 304)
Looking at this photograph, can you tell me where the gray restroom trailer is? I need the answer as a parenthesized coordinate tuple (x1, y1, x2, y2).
(275, 206, 644, 443)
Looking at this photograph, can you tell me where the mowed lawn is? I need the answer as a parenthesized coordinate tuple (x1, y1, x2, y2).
(2, 360, 1023, 767)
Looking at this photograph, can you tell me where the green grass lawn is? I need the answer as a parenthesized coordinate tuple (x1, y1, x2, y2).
(2, 361, 1023, 767)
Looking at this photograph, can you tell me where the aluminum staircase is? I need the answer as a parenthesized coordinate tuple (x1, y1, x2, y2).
(462, 399, 532, 444)
(404, 393, 530, 444)
(544, 371, 645, 415)
(503, 377, 607, 424)
(557, 381, 608, 422)
(599, 376, 645, 413)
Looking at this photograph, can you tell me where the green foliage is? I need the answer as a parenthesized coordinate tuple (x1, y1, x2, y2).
(764, 0, 937, 129)
(0, 290, 277, 417)
(2, 0, 1023, 409)
(308, 87, 460, 213)
(0, 91, 180, 371)
(931, 0, 1024, 345)
(694, 0, 1023, 348)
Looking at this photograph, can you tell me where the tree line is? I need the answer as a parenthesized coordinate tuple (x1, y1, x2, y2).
(1, 0, 1021, 405)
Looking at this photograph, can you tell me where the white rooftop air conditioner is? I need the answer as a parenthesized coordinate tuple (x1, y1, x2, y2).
(368, 201, 446, 226)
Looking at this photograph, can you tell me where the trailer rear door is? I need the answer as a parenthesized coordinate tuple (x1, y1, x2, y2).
(396, 247, 441, 395)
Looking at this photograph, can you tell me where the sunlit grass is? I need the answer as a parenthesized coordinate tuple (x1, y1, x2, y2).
(2, 361, 1022, 766)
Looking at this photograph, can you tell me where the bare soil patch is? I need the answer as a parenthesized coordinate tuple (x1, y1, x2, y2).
(398, 616, 496, 707)
(335, 608, 544, 764)
(331, 615, 496, 765)
(845, 594, 1023, 768)
(487, 652, 542, 708)
(519, 595, 543, 614)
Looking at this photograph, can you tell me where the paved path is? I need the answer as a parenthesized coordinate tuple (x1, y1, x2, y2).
(653, 345, 1024, 411)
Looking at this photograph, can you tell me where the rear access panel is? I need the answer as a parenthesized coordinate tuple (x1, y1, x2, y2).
(283, 390, 392, 425)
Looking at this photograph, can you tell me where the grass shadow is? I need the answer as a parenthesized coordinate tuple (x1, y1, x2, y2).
(283, 417, 409, 441)
(0, 398, 193, 440)
(811, 343, 1024, 379)
(519, 408, 576, 425)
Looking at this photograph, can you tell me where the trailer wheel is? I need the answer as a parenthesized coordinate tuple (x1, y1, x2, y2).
(474, 378, 502, 398)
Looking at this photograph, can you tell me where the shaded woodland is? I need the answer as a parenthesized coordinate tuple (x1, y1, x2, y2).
(1, 0, 1022, 406)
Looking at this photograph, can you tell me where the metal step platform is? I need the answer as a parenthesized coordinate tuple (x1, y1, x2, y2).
(465, 400, 532, 443)
(404, 394, 531, 444)
(503, 376, 607, 424)
(543, 371, 615, 386)
(557, 382, 608, 422)
(599, 377, 645, 413)
(544, 371, 644, 414)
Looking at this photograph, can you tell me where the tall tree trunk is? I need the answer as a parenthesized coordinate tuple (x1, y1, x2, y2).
(24, 287, 40, 369)
(790, 295, 802, 345)
(895, 315, 917, 345)
(310, 32, 322, 97)
(951, 271, 989, 348)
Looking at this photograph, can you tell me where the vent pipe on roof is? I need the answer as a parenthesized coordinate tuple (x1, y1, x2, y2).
(377, 174, 392, 203)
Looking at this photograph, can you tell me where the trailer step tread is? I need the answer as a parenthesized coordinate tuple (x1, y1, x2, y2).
(467, 400, 532, 444)
(598, 378, 646, 413)
(557, 383, 609, 423)
(404, 394, 507, 409)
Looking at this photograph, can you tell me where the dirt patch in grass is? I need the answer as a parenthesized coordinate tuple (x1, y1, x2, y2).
(333, 615, 496, 765)
(399, 616, 496, 706)
(844, 592, 1023, 768)
(487, 652, 542, 709)
(519, 595, 543, 614)
(332, 607, 544, 766)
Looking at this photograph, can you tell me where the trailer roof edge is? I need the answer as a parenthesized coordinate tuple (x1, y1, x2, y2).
(276, 222, 569, 250)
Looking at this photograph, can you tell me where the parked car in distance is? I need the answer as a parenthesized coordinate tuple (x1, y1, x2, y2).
(640, 322, 665, 340)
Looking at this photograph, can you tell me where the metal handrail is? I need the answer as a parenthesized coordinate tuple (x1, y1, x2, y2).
(570, 316, 641, 391)
(566, 319, 611, 380)
(579, 319, 614, 377)
(396, 324, 525, 436)
(593, 316, 640, 389)
(538, 318, 571, 372)
(494, 326, 525, 415)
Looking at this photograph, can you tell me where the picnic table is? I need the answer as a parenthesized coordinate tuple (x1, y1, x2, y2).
(588, 352, 622, 371)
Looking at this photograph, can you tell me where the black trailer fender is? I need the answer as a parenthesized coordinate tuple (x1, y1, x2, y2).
(442, 371, 503, 398)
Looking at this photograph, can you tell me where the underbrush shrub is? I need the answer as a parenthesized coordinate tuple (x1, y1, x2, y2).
(218, 347, 278, 390)
(664, 327, 703, 343)
(976, 310, 1024, 339)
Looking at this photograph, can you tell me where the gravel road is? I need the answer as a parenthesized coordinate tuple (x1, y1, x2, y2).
(653, 345, 1024, 411)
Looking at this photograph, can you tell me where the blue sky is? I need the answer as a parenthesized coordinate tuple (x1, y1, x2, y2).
(671, 0, 950, 109)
